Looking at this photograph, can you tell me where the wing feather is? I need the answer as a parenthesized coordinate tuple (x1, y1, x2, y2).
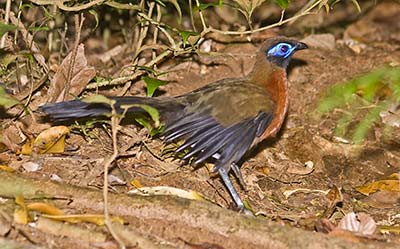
(164, 111, 273, 172)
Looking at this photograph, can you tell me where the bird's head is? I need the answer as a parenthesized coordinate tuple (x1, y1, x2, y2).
(262, 37, 308, 69)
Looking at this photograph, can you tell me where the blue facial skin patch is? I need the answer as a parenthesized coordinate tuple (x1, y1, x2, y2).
(267, 42, 296, 58)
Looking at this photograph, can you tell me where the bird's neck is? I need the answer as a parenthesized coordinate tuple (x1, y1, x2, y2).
(249, 58, 287, 101)
(249, 58, 289, 139)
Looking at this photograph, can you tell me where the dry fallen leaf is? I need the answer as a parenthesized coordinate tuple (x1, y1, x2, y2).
(18, 126, 69, 155)
(287, 160, 314, 175)
(129, 186, 205, 201)
(130, 178, 143, 188)
(379, 225, 400, 235)
(47, 43, 96, 102)
(362, 190, 400, 209)
(42, 214, 124, 226)
(356, 174, 400, 196)
(323, 186, 343, 218)
(14, 195, 29, 225)
(27, 202, 65, 216)
(0, 165, 15, 173)
(337, 212, 376, 236)
(283, 188, 329, 199)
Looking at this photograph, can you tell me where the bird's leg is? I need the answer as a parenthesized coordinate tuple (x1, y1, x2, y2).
(218, 167, 244, 210)
(231, 163, 247, 190)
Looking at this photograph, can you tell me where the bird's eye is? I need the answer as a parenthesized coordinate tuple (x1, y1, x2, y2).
(267, 42, 294, 58)
(280, 45, 289, 53)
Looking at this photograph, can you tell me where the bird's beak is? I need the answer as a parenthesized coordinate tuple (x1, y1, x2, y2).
(295, 42, 308, 50)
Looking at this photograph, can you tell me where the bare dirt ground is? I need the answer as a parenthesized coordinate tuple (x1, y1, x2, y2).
(1, 0, 400, 248)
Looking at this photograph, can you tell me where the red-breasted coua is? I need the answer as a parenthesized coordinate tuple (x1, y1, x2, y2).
(40, 36, 308, 211)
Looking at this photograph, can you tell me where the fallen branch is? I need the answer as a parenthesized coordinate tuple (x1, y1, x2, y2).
(0, 171, 396, 249)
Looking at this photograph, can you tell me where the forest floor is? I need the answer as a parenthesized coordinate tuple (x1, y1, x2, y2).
(1, 0, 400, 248)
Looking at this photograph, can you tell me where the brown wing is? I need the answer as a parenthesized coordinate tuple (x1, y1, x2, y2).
(163, 79, 275, 171)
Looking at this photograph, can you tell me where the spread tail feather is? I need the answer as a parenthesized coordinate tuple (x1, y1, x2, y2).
(39, 96, 182, 122)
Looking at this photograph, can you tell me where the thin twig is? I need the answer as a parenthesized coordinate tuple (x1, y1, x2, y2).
(0, 0, 11, 48)
(86, 49, 174, 89)
(64, 13, 84, 100)
(137, 12, 176, 49)
(7, 11, 49, 73)
(103, 103, 126, 249)
(194, 0, 208, 32)
(133, 2, 156, 64)
(206, 0, 323, 35)
(152, 4, 162, 68)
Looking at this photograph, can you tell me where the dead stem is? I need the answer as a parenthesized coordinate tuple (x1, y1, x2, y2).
(64, 13, 84, 100)
(103, 103, 126, 248)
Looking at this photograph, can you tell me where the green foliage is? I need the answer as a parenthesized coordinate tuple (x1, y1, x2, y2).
(194, 0, 223, 11)
(82, 94, 116, 106)
(317, 66, 400, 144)
(0, 87, 19, 108)
(81, 94, 163, 136)
(158, 0, 182, 22)
(0, 23, 17, 38)
(274, 0, 290, 9)
(141, 76, 168, 97)
(179, 30, 200, 46)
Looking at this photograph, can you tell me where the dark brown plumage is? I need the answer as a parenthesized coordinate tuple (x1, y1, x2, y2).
(40, 37, 308, 211)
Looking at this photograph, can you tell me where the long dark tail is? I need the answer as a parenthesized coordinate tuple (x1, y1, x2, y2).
(39, 96, 183, 123)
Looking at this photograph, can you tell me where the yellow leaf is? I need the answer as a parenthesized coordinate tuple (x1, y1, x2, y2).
(42, 214, 125, 226)
(379, 225, 400, 235)
(356, 180, 400, 196)
(18, 138, 34, 155)
(27, 202, 64, 215)
(130, 178, 143, 188)
(0, 164, 15, 172)
(14, 195, 29, 224)
(18, 126, 69, 155)
(387, 173, 400, 180)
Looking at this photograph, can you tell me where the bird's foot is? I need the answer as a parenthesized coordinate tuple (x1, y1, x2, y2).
(218, 167, 253, 215)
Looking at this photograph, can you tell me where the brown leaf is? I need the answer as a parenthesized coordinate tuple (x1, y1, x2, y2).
(234, 0, 266, 16)
(362, 190, 400, 209)
(322, 186, 343, 218)
(315, 218, 336, 233)
(47, 44, 96, 102)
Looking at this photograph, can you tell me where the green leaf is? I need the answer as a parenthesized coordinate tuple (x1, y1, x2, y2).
(82, 95, 116, 106)
(164, 0, 182, 23)
(137, 104, 160, 127)
(179, 30, 199, 45)
(126, 103, 163, 135)
(352, 103, 386, 144)
(136, 66, 158, 75)
(28, 26, 49, 32)
(194, 1, 221, 11)
(316, 66, 400, 144)
(0, 87, 19, 108)
(89, 9, 99, 29)
(0, 23, 17, 38)
(141, 76, 168, 97)
(274, 0, 290, 9)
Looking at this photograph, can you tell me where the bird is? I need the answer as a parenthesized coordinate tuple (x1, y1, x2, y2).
(39, 36, 308, 211)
